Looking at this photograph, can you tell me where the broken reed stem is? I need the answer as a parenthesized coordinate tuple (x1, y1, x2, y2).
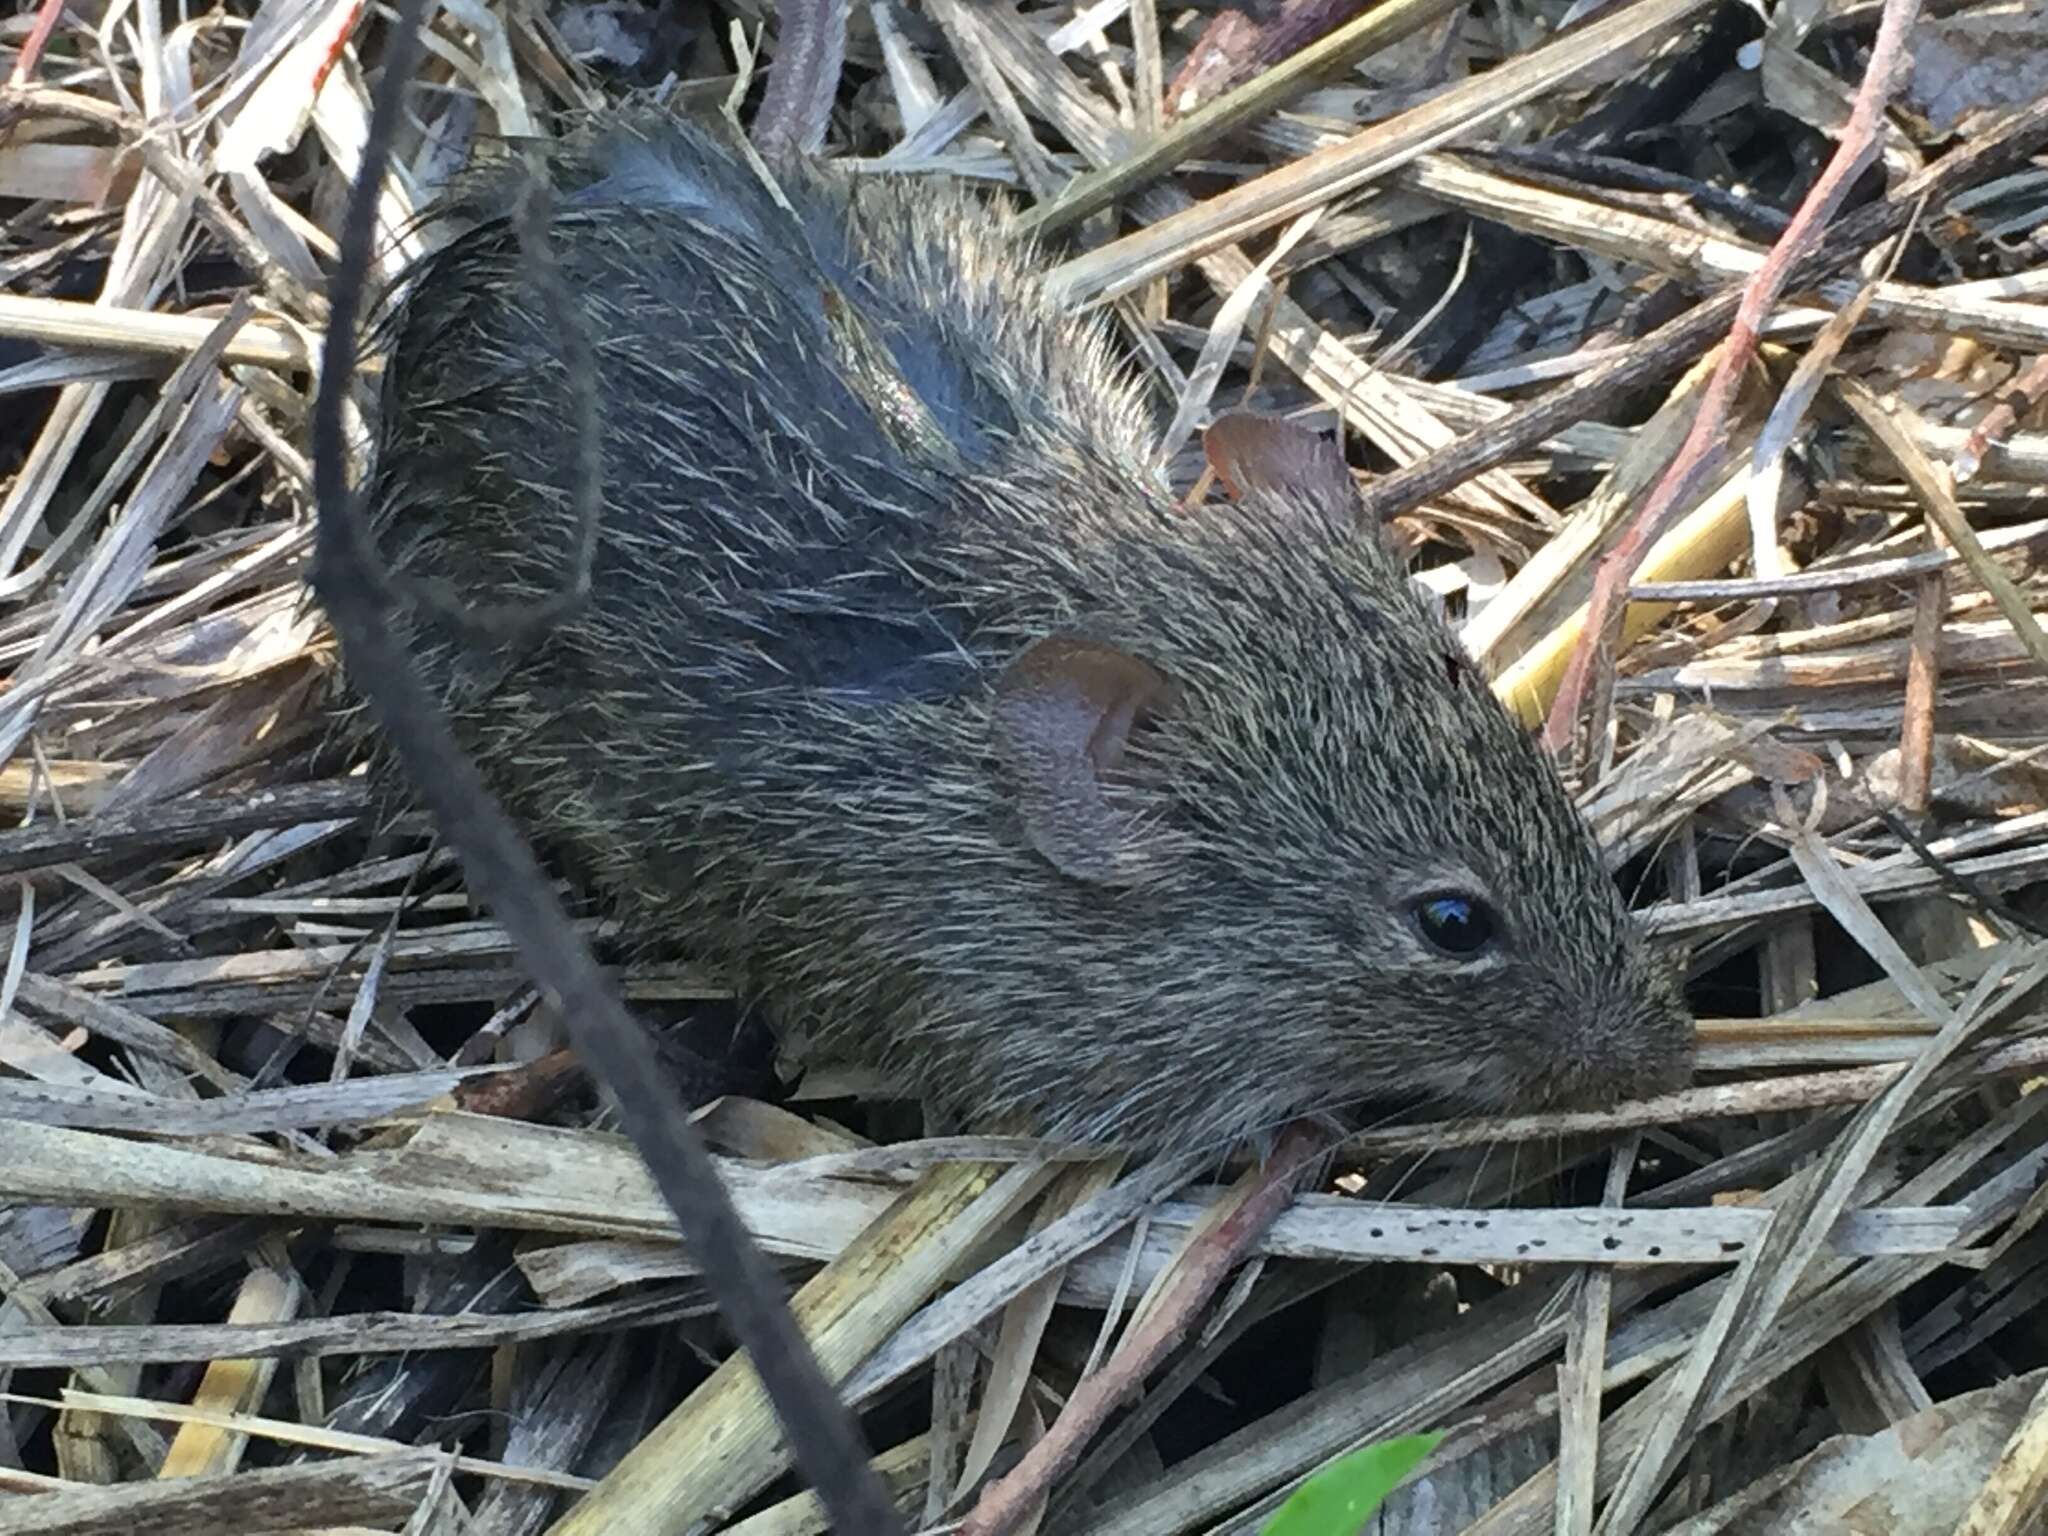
(1541, 0, 1926, 758)
(959, 1122, 1330, 1536)
(751, 0, 849, 156)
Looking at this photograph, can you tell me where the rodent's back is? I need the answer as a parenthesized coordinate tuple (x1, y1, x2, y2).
(359, 110, 1693, 1152)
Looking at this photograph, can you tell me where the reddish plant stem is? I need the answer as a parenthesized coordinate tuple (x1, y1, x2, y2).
(1542, 0, 1925, 758)
(1898, 566, 1945, 815)
(310, 0, 369, 100)
(2, 0, 68, 101)
(959, 1121, 1333, 1536)
(1955, 350, 2048, 483)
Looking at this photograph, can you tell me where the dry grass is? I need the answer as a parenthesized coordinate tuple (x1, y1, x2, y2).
(3, 1, 2048, 1533)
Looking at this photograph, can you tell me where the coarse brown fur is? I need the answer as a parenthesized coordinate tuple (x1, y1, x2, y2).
(344, 107, 1693, 1154)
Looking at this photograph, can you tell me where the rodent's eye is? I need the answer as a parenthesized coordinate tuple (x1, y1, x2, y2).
(1413, 893, 1497, 958)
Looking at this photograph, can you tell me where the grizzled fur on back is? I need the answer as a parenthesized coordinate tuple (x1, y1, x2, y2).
(355, 108, 1692, 1153)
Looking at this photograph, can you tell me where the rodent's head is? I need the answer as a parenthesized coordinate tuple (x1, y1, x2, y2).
(933, 412, 1694, 1149)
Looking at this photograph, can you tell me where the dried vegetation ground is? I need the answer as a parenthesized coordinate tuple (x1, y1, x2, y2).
(4, 0, 2048, 1532)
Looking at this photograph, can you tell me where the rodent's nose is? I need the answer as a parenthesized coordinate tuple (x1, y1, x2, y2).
(1616, 994, 1697, 1096)
(1551, 988, 1695, 1107)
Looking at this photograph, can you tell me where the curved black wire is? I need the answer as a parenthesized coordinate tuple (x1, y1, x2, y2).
(308, 2, 903, 1528)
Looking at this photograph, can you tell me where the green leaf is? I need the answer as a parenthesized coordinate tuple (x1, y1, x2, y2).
(1258, 1431, 1446, 1536)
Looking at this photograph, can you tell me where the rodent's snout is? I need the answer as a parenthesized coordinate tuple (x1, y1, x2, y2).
(1547, 980, 1697, 1109)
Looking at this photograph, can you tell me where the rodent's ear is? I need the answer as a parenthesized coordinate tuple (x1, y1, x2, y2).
(1202, 411, 1358, 534)
(991, 635, 1175, 888)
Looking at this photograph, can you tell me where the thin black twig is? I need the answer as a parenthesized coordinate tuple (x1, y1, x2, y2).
(1871, 804, 2048, 942)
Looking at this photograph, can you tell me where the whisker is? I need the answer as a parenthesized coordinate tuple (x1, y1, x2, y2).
(1464, 1136, 1496, 1209)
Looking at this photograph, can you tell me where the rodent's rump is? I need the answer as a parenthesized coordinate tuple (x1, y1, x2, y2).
(354, 109, 1693, 1152)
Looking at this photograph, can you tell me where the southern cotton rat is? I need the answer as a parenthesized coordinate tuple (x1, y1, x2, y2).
(353, 109, 1693, 1152)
